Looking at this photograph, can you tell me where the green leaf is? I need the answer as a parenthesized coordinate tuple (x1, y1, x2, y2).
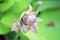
(0, 23, 10, 34)
(39, 1, 60, 11)
(0, 0, 16, 12)
(31, 1, 60, 11)
(5, 31, 29, 40)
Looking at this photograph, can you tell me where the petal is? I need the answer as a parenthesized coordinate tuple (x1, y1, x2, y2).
(30, 26, 37, 33)
(26, 5, 32, 14)
(22, 27, 28, 33)
(11, 21, 20, 31)
(21, 25, 29, 33)
(31, 9, 39, 16)
(33, 23, 37, 29)
(36, 18, 43, 22)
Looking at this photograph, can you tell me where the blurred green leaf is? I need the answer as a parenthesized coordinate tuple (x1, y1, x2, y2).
(39, 1, 60, 11)
(31, 1, 60, 11)
(5, 31, 18, 40)
(0, 23, 10, 34)
(0, 0, 16, 12)
(5, 31, 29, 40)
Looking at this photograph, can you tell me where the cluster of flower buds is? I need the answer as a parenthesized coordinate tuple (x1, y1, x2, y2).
(11, 5, 43, 33)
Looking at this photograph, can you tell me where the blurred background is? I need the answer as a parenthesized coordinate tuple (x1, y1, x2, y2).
(0, 0, 60, 40)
